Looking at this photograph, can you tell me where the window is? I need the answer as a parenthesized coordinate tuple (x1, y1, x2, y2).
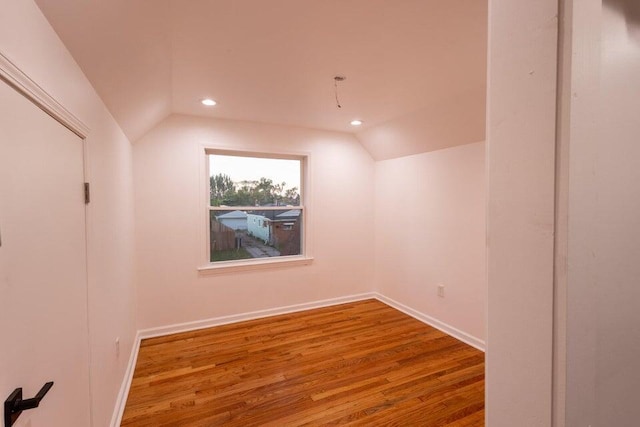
(205, 150, 306, 267)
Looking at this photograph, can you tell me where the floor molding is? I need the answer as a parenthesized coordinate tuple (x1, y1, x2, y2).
(137, 293, 376, 340)
(373, 293, 486, 351)
(110, 291, 483, 425)
(110, 332, 141, 427)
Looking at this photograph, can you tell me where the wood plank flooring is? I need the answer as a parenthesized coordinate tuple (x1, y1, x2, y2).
(121, 299, 484, 426)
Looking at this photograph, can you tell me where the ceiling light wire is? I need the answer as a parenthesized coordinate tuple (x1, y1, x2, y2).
(334, 75, 346, 109)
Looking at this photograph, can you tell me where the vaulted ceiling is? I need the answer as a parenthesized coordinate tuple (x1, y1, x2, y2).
(34, 0, 487, 160)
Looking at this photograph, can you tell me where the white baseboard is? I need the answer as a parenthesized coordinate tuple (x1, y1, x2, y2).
(373, 293, 486, 351)
(110, 332, 141, 427)
(109, 293, 375, 426)
(137, 292, 376, 339)
(109, 291, 483, 426)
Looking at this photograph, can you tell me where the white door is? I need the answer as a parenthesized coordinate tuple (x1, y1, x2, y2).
(0, 80, 91, 426)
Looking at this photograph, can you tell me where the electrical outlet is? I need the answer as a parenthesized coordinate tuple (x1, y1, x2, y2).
(115, 337, 120, 357)
(437, 284, 445, 298)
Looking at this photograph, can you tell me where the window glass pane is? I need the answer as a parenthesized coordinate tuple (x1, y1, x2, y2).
(209, 154, 301, 207)
(210, 209, 302, 262)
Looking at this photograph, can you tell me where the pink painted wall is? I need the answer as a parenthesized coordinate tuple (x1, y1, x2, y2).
(357, 92, 486, 161)
(485, 0, 558, 425)
(85, 117, 136, 427)
(373, 142, 486, 343)
(133, 114, 375, 329)
(0, 1, 137, 425)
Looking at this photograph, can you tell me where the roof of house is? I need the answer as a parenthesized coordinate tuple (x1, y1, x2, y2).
(276, 209, 301, 218)
(248, 209, 288, 220)
(216, 210, 247, 219)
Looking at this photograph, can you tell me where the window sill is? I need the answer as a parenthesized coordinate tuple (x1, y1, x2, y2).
(198, 256, 314, 275)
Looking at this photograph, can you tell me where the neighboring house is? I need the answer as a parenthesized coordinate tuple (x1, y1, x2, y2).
(246, 211, 301, 255)
(271, 218, 301, 256)
(246, 209, 296, 242)
(275, 209, 300, 222)
(247, 214, 270, 242)
(276, 209, 301, 231)
(216, 210, 248, 230)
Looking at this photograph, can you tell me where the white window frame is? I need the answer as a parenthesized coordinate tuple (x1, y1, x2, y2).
(198, 147, 313, 273)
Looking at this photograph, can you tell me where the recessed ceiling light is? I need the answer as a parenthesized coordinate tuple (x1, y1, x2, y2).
(350, 120, 363, 126)
(201, 98, 217, 106)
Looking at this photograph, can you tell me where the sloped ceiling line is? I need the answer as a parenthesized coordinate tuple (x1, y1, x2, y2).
(35, 0, 487, 160)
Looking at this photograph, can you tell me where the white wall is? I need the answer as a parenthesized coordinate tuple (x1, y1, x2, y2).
(592, 6, 640, 424)
(561, 1, 640, 425)
(557, 1, 600, 425)
(85, 114, 136, 427)
(133, 114, 375, 329)
(373, 142, 486, 344)
(593, 5, 640, 424)
(485, 0, 559, 425)
(0, 1, 136, 426)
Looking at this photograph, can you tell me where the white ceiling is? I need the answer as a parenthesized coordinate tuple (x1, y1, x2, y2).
(34, 0, 487, 160)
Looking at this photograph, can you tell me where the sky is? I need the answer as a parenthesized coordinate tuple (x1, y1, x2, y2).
(209, 154, 301, 191)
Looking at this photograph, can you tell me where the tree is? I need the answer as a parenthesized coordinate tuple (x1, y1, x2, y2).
(209, 174, 300, 207)
(254, 178, 276, 205)
(283, 187, 301, 205)
(210, 174, 235, 206)
(223, 186, 253, 206)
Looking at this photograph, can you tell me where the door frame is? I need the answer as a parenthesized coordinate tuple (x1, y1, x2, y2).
(0, 50, 89, 139)
(1, 48, 94, 425)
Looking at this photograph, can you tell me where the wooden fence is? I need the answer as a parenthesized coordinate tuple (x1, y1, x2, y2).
(210, 218, 236, 251)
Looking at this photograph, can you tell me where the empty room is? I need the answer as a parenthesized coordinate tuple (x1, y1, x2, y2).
(2, 0, 640, 426)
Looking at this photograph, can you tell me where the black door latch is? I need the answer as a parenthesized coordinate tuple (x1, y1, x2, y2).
(4, 382, 53, 427)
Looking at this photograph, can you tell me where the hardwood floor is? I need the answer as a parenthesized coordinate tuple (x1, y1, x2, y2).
(121, 299, 484, 426)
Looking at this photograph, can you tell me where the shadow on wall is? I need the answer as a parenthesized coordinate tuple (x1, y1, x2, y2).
(605, 0, 640, 44)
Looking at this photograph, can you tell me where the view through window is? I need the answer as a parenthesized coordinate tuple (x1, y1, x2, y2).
(208, 152, 303, 263)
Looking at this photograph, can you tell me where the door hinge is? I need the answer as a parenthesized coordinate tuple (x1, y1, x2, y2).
(84, 182, 90, 204)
